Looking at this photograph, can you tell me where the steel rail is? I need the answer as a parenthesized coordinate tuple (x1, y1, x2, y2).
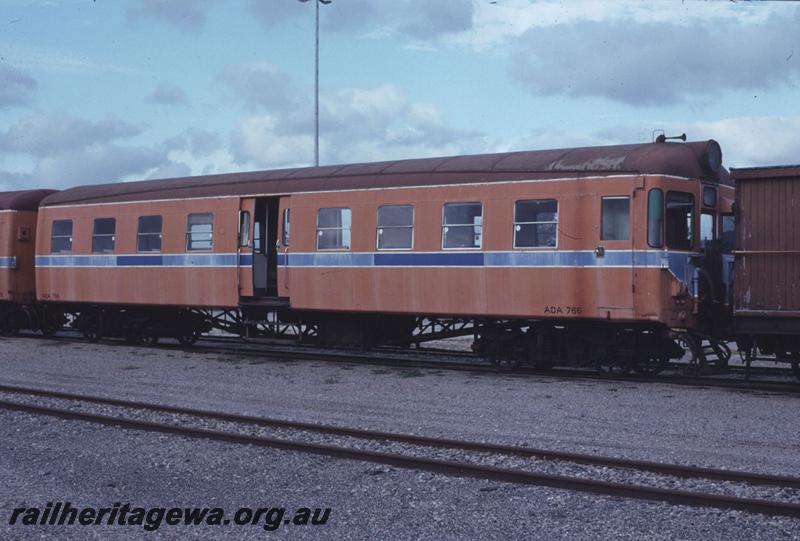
(0, 383, 798, 490)
(120, 339, 800, 393)
(0, 397, 798, 518)
(12, 333, 800, 394)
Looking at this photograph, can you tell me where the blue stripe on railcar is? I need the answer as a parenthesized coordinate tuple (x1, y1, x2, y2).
(0, 256, 17, 268)
(374, 252, 485, 267)
(36, 254, 246, 267)
(34, 249, 697, 292)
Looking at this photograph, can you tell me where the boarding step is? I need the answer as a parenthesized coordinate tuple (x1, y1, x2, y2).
(239, 297, 290, 309)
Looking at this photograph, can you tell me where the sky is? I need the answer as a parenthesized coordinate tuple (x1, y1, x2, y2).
(0, 0, 798, 191)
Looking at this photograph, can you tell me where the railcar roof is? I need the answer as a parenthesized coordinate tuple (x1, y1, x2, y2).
(41, 140, 725, 207)
(730, 164, 800, 181)
(0, 189, 58, 211)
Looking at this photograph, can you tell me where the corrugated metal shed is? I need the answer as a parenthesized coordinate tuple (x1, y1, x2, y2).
(731, 165, 800, 316)
(41, 140, 724, 207)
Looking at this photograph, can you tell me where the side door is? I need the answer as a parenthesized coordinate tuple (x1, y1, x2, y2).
(238, 198, 255, 299)
(251, 197, 280, 297)
(595, 180, 636, 318)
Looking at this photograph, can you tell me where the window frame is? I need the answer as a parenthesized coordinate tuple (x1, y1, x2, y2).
(238, 211, 251, 248)
(316, 207, 352, 251)
(376, 204, 414, 251)
(647, 188, 664, 248)
(441, 202, 483, 250)
(600, 196, 631, 241)
(721, 213, 735, 254)
(50, 219, 73, 254)
(665, 190, 696, 251)
(512, 199, 558, 250)
(137, 215, 163, 253)
(186, 213, 214, 252)
(702, 186, 717, 208)
(700, 211, 716, 248)
(91, 217, 116, 254)
(282, 208, 290, 247)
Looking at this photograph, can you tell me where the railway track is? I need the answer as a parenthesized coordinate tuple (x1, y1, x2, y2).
(0, 383, 798, 518)
(15, 331, 800, 395)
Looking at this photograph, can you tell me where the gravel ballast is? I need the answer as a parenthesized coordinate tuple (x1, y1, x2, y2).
(1, 336, 799, 539)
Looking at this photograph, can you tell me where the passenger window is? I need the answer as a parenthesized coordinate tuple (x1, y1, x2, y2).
(601, 197, 630, 241)
(239, 211, 250, 248)
(377, 205, 413, 250)
(51, 220, 73, 254)
(666, 192, 695, 250)
(137, 215, 163, 253)
(513, 199, 557, 248)
(442, 202, 482, 249)
(702, 186, 717, 208)
(647, 189, 664, 248)
(721, 214, 734, 253)
(282, 209, 290, 246)
(92, 218, 116, 254)
(316, 208, 351, 250)
(186, 213, 213, 251)
(253, 222, 262, 252)
(700, 212, 715, 248)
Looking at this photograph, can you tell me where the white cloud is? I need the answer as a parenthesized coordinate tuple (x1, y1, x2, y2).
(591, 115, 800, 168)
(230, 115, 314, 168)
(146, 82, 189, 106)
(0, 112, 179, 189)
(218, 63, 303, 112)
(506, 6, 800, 106)
(0, 43, 139, 75)
(673, 116, 800, 168)
(229, 83, 484, 168)
(0, 64, 36, 109)
(0, 113, 142, 157)
(144, 161, 192, 180)
(461, 0, 786, 49)
(126, 0, 215, 32)
(31, 144, 170, 188)
(249, 0, 474, 43)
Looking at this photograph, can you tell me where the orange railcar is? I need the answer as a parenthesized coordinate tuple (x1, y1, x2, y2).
(0, 189, 56, 334)
(35, 140, 732, 369)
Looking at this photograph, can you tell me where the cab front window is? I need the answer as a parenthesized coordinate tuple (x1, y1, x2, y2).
(666, 191, 694, 250)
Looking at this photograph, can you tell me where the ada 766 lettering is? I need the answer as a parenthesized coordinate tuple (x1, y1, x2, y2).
(543, 306, 583, 315)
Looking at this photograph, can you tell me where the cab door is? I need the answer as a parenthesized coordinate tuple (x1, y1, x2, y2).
(595, 180, 637, 319)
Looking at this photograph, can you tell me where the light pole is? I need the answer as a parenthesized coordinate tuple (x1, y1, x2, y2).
(299, 0, 331, 167)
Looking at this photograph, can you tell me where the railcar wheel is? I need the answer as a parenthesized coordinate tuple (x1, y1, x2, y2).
(596, 362, 631, 375)
(125, 324, 158, 346)
(633, 356, 667, 376)
(0, 314, 20, 336)
(40, 318, 60, 337)
(82, 328, 101, 342)
(489, 355, 521, 370)
(177, 331, 200, 346)
(134, 334, 158, 347)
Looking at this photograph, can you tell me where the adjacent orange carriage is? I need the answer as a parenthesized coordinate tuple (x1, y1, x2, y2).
(33, 139, 733, 371)
(0, 189, 56, 334)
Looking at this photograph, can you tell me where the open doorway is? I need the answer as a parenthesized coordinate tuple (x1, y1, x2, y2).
(253, 197, 279, 297)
